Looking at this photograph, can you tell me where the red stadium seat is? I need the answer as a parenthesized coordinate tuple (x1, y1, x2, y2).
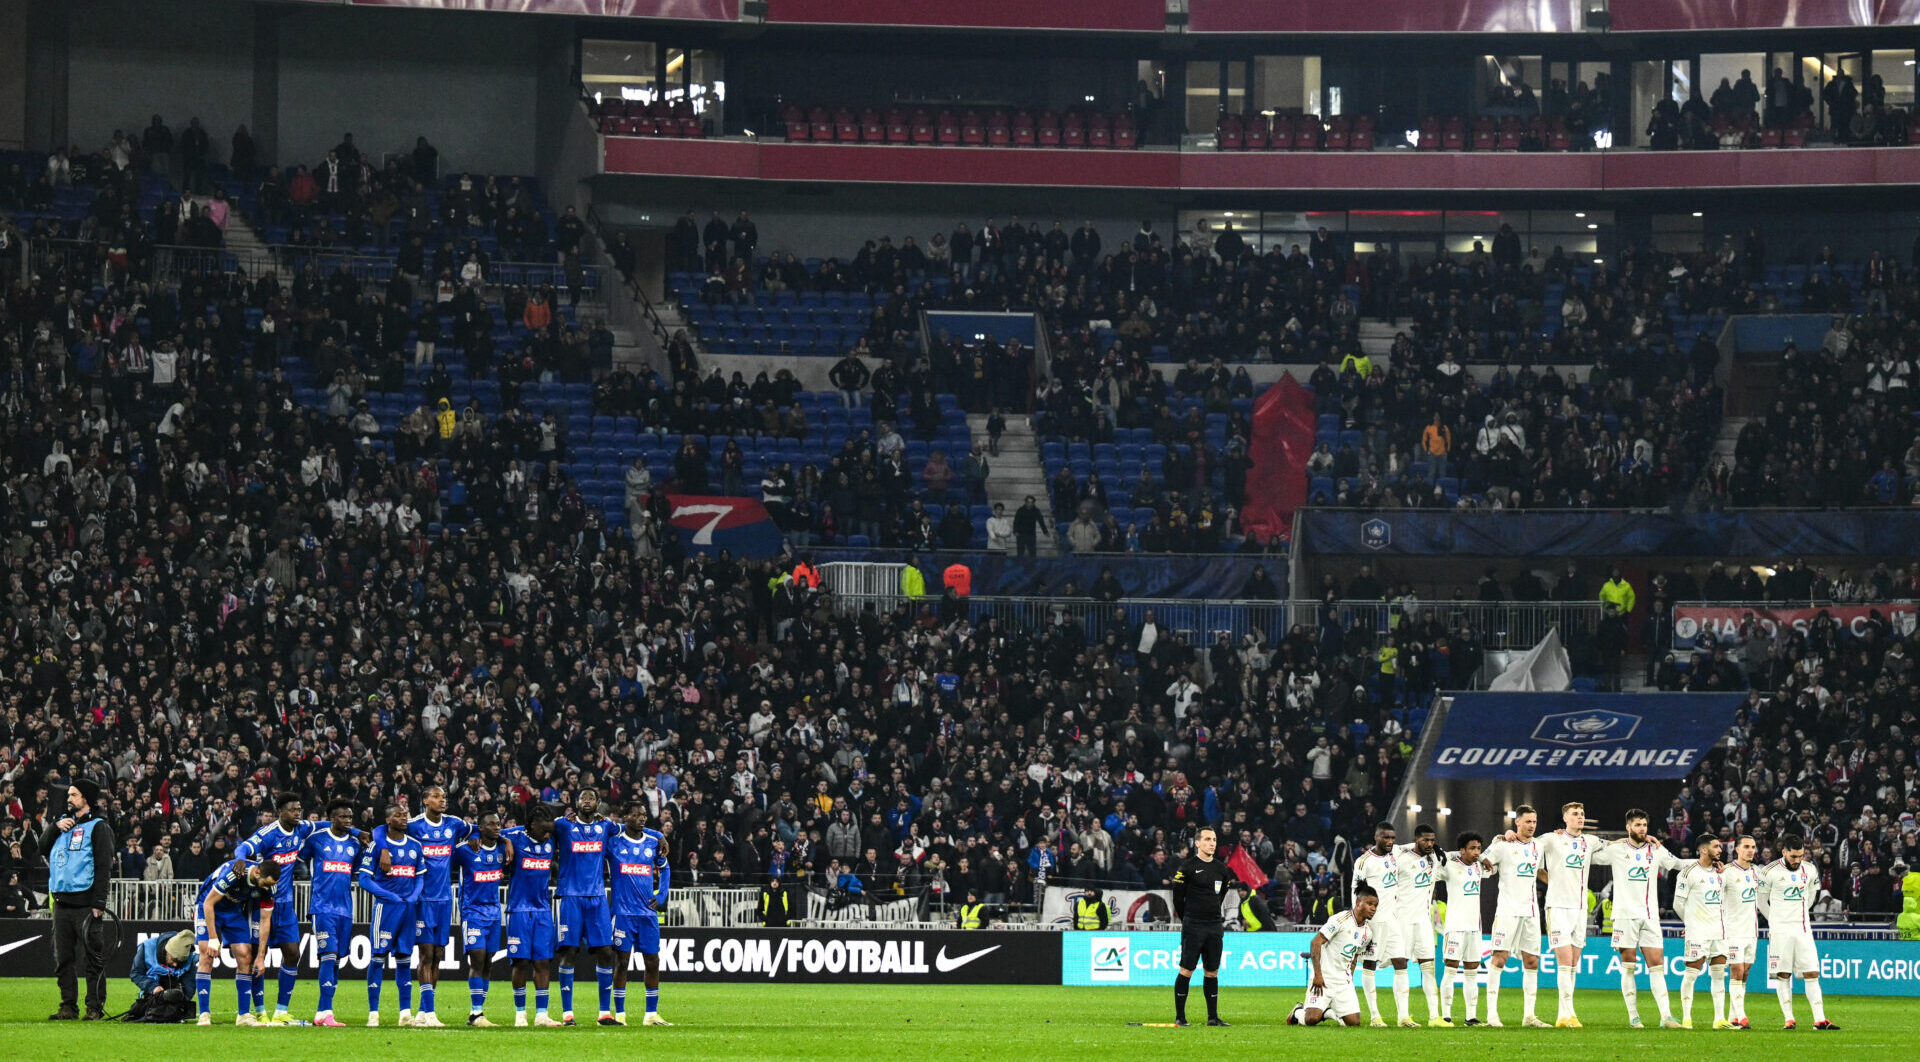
(1294, 115, 1322, 150)
(1349, 125, 1374, 150)
(1241, 115, 1268, 150)
(1088, 113, 1112, 148)
(961, 110, 986, 145)
(1217, 115, 1243, 151)
(937, 109, 961, 145)
(987, 110, 1011, 146)
(1036, 111, 1061, 146)
(782, 104, 808, 141)
(1062, 111, 1086, 147)
(886, 115, 911, 143)
(1326, 115, 1351, 151)
(834, 107, 859, 141)
(809, 106, 833, 141)
(1112, 113, 1136, 149)
(860, 108, 885, 142)
(911, 113, 936, 145)
(1012, 111, 1036, 146)
(1268, 114, 1294, 150)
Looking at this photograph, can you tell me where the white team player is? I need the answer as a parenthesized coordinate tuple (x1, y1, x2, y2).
(1393, 823, 1445, 1026)
(1437, 832, 1487, 1027)
(1719, 834, 1763, 1029)
(1758, 834, 1839, 1030)
(1536, 800, 1599, 1027)
(1351, 822, 1416, 1027)
(1672, 836, 1731, 1029)
(1291, 884, 1380, 1027)
(1591, 808, 1684, 1028)
(1481, 805, 1549, 1027)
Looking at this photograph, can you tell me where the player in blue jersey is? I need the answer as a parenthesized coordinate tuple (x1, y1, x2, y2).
(551, 786, 616, 1025)
(503, 806, 561, 1027)
(358, 804, 425, 1028)
(407, 785, 473, 1027)
(452, 809, 507, 1026)
(298, 798, 363, 1026)
(608, 800, 672, 1026)
(234, 791, 324, 1024)
(193, 856, 281, 1026)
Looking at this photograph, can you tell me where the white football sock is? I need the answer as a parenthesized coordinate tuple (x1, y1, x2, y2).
(1804, 979, 1825, 1023)
(1709, 965, 1726, 1025)
(1392, 967, 1411, 1023)
(1557, 959, 1577, 1018)
(1418, 960, 1439, 1021)
(1775, 977, 1795, 1023)
(1362, 968, 1380, 1021)
(1647, 959, 1671, 1019)
(1619, 964, 1640, 1020)
(1441, 966, 1457, 1020)
(1485, 962, 1502, 1020)
(1462, 966, 1479, 1021)
(1522, 965, 1538, 1019)
(1679, 967, 1698, 1023)
(1730, 974, 1746, 1020)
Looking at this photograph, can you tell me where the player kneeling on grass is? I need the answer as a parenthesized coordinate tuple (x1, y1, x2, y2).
(125, 930, 196, 1023)
(609, 800, 672, 1026)
(1292, 884, 1379, 1026)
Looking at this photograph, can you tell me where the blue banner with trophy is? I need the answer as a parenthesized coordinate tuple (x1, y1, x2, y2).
(1426, 693, 1745, 780)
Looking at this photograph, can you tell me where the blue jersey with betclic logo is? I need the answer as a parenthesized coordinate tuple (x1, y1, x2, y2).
(408, 813, 474, 901)
(552, 815, 613, 897)
(236, 820, 318, 902)
(299, 828, 363, 916)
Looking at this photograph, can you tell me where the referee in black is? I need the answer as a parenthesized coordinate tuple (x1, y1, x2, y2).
(1171, 826, 1232, 1026)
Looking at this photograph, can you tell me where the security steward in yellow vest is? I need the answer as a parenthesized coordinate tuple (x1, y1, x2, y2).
(1233, 882, 1275, 931)
(760, 874, 793, 927)
(1073, 888, 1110, 930)
(956, 892, 991, 929)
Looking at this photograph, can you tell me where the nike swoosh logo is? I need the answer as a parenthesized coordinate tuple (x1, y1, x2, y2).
(934, 944, 999, 972)
(0, 936, 43, 957)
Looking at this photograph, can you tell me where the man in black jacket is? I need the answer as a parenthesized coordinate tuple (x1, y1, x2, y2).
(40, 778, 114, 1021)
(759, 874, 793, 927)
(1013, 496, 1047, 558)
(829, 354, 870, 411)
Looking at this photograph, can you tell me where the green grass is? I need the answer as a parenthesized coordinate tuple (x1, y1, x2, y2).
(3, 979, 1913, 1060)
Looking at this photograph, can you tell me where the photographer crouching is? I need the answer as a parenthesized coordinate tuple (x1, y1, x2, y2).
(126, 931, 196, 1023)
(41, 778, 113, 1021)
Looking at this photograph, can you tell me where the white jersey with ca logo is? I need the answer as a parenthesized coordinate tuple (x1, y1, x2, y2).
(1306, 911, 1374, 1020)
(1353, 847, 1407, 961)
(1439, 855, 1485, 964)
(1593, 838, 1682, 951)
(1759, 859, 1820, 975)
(1536, 830, 1597, 948)
(1720, 860, 1762, 963)
(1483, 836, 1543, 955)
(1391, 843, 1442, 961)
(1673, 862, 1726, 961)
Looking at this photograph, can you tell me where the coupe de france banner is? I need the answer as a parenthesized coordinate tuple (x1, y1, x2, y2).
(1672, 603, 1918, 650)
(1426, 692, 1744, 780)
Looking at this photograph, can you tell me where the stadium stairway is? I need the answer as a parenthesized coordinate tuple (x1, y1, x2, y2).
(1709, 416, 1748, 470)
(1358, 319, 1398, 361)
(972, 412, 1060, 556)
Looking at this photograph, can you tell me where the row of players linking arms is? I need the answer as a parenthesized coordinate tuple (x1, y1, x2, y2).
(1264, 803, 1838, 1031)
(193, 787, 669, 1028)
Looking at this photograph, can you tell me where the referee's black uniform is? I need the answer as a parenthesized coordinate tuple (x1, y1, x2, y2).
(1171, 853, 1232, 1024)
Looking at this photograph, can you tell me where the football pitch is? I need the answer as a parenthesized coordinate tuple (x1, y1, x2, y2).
(2, 979, 1913, 1060)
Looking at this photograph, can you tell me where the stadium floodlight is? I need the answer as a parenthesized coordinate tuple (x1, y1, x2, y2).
(1437, 807, 1452, 816)
(1407, 803, 1423, 813)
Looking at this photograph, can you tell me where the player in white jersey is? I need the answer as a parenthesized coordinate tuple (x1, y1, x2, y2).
(1393, 823, 1445, 1026)
(1758, 834, 1839, 1030)
(1718, 835, 1762, 1028)
(1672, 837, 1731, 1029)
(1536, 801, 1599, 1027)
(1291, 885, 1380, 1026)
(1591, 808, 1684, 1028)
(1351, 822, 1417, 1027)
(1481, 804, 1548, 1028)
(1437, 832, 1486, 1027)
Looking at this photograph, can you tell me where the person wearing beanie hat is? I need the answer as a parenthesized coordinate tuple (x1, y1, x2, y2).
(41, 776, 115, 1021)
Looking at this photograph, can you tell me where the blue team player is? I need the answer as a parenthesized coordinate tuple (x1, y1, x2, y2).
(407, 785, 473, 1027)
(551, 786, 616, 1025)
(193, 855, 282, 1026)
(452, 809, 507, 1026)
(358, 803, 425, 1028)
(298, 797, 362, 1027)
(234, 792, 325, 1024)
(609, 800, 673, 1026)
(502, 806, 561, 1027)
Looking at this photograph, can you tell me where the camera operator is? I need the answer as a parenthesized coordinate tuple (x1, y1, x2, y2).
(126, 931, 196, 1023)
(41, 778, 113, 1021)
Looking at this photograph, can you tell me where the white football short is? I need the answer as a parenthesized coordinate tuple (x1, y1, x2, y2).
(1306, 982, 1360, 1021)
(1442, 930, 1482, 964)
(1768, 932, 1819, 976)
(1683, 936, 1726, 963)
(1367, 911, 1406, 962)
(1546, 907, 1588, 950)
(1490, 914, 1542, 956)
(1724, 939, 1757, 966)
(1610, 916, 1664, 952)
(1398, 912, 1435, 961)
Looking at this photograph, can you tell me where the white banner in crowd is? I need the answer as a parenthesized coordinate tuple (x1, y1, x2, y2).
(1041, 885, 1175, 926)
